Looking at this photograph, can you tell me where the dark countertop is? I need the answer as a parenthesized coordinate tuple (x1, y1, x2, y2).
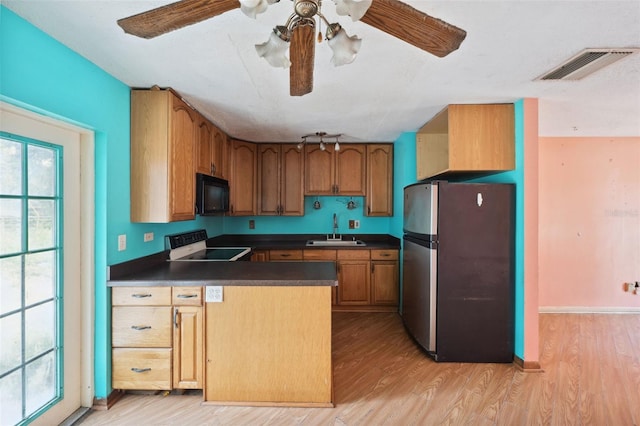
(107, 234, 399, 287)
(206, 233, 401, 250)
(108, 260, 337, 287)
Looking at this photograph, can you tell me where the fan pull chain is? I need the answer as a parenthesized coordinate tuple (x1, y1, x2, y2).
(317, 17, 322, 43)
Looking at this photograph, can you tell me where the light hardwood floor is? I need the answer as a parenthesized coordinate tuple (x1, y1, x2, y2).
(80, 312, 640, 425)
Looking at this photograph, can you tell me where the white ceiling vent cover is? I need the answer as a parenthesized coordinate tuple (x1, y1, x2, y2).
(536, 48, 640, 81)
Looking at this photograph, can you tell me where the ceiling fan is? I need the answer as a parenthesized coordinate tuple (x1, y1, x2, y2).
(117, 0, 467, 96)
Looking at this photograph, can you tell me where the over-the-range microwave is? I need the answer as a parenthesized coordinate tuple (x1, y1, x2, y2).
(195, 173, 229, 215)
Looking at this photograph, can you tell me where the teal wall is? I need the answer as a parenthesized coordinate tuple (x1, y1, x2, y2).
(0, 7, 223, 399)
(1, 5, 526, 399)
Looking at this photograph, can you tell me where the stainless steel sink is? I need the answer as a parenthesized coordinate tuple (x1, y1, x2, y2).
(305, 239, 366, 247)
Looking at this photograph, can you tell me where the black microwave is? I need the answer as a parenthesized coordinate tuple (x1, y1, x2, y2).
(196, 173, 230, 215)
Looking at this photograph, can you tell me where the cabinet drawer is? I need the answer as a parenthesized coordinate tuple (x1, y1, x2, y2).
(303, 250, 337, 261)
(269, 249, 303, 261)
(172, 287, 203, 306)
(112, 348, 172, 390)
(371, 249, 398, 261)
(112, 306, 172, 347)
(337, 249, 370, 260)
(112, 287, 172, 306)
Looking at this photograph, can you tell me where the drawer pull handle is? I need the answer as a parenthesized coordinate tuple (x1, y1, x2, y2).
(131, 325, 151, 331)
(131, 293, 152, 298)
(381, 253, 391, 257)
(281, 254, 291, 257)
(131, 367, 151, 373)
(177, 294, 198, 298)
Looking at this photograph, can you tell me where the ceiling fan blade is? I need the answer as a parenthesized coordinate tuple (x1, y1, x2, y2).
(360, 0, 466, 57)
(290, 23, 316, 97)
(118, 0, 240, 39)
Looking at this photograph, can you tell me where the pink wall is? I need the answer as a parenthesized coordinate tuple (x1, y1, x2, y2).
(538, 137, 640, 309)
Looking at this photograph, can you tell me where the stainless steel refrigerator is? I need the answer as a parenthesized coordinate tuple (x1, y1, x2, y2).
(402, 181, 514, 362)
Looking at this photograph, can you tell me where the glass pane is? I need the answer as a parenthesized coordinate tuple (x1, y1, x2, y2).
(0, 369, 23, 426)
(25, 352, 56, 417)
(25, 302, 55, 361)
(0, 138, 23, 196)
(0, 198, 22, 255)
(28, 199, 55, 250)
(0, 312, 22, 375)
(25, 251, 55, 306)
(28, 145, 56, 197)
(0, 255, 22, 314)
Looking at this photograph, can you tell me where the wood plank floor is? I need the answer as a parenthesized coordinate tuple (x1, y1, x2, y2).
(80, 312, 640, 425)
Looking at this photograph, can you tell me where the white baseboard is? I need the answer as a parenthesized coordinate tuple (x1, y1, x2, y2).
(539, 306, 640, 314)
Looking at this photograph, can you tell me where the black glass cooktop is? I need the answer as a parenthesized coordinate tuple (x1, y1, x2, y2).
(174, 247, 250, 261)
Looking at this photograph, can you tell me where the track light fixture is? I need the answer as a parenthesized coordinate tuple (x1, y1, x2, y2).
(297, 131, 342, 151)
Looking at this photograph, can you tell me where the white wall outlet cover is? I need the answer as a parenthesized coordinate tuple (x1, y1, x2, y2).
(206, 286, 223, 303)
(144, 232, 154, 242)
(117, 234, 126, 251)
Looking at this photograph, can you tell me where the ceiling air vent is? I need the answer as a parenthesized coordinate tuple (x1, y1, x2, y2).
(536, 48, 640, 81)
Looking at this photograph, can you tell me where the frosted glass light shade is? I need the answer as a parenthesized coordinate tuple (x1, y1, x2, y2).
(256, 31, 292, 68)
(328, 29, 362, 66)
(332, 0, 373, 21)
(239, 0, 276, 18)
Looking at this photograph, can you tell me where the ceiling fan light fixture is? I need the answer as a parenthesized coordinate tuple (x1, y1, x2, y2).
(326, 24, 362, 66)
(239, 0, 280, 19)
(332, 0, 372, 21)
(256, 26, 292, 68)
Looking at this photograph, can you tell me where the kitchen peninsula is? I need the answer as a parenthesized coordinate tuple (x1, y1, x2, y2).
(108, 257, 337, 407)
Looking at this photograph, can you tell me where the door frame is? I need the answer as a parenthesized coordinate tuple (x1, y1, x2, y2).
(0, 102, 95, 417)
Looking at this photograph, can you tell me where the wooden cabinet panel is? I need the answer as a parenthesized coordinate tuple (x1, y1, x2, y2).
(335, 144, 366, 196)
(172, 286, 203, 306)
(257, 144, 280, 215)
(417, 104, 515, 179)
(371, 261, 399, 305)
(251, 250, 269, 262)
(112, 306, 172, 347)
(269, 249, 303, 261)
(337, 259, 371, 305)
(366, 144, 393, 216)
(173, 306, 203, 389)
(303, 250, 337, 261)
(112, 287, 172, 306)
(280, 144, 304, 215)
(371, 249, 398, 261)
(130, 89, 196, 223)
(229, 140, 257, 216)
(305, 144, 365, 195)
(195, 114, 214, 176)
(211, 127, 226, 179)
(112, 348, 172, 390)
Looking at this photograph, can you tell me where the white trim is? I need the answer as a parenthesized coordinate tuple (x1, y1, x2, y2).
(539, 306, 640, 314)
(0, 102, 95, 420)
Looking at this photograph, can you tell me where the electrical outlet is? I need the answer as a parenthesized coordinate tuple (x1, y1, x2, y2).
(249, 220, 255, 229)
(117, 234, 126, 251)
(349, 220, 355, 229)
(143, 232, 154, 242)
(354, 220, 360, 229)
(205, 286, 223, 303)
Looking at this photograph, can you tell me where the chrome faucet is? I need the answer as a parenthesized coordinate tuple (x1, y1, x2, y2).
(331, 213, 339, 240)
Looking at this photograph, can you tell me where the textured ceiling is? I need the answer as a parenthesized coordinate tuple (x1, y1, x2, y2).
(4, 1, 640, 141)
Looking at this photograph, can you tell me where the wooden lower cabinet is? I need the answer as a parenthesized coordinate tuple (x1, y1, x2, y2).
(337, 250, 371, 305)
(371, 249, 399, 306)
(111, 286, 203, 391)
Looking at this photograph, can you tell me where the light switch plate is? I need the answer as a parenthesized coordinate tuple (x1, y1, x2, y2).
(205, 286, 223, 303)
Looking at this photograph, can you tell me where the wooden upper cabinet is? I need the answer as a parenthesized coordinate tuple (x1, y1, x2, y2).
(305, 144, 365, 196)
(229, 139, 257, 216)
(130, 88, 196, 223)
(416, 104, 515, 180)
(257, 144, 304, 216)
(195, 114, 226, 179)
(366, 144, 393, 217)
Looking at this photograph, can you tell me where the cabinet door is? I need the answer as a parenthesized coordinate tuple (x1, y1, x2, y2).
(229, 140, 257, 216)
(195, 115, 214, 176)
(112, 348, 172, 390)
(257, 144, 281, 215)
(169, 96, 196, 221)
(337, 260, 371, 305)
(280, 144, 304, 216)
(173, 306, 203, 389)
(366, 144, 393, 216)
(305, 144, 335, 195)
(251, 250, 269, 262)
(211, 126, 226, 179)
(371, 261, 399, 305)
(335, 144, 366, 196)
